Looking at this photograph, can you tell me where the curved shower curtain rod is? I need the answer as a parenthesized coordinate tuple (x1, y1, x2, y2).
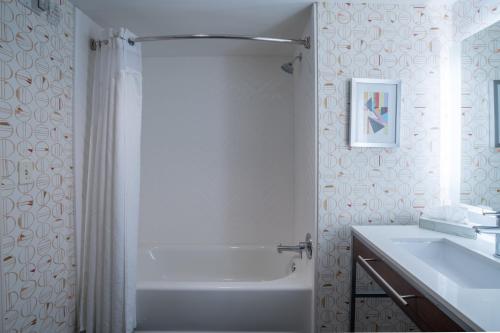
(90, 34, 311, 51)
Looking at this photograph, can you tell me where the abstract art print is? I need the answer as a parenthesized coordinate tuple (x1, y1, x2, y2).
(365, 91, 389, 135)
(350, 78, 401, 147)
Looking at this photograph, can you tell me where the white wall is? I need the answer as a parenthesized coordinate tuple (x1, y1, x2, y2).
(293, 5, 317, 245)
(140, 56, 296, 245)
(292, 6, 317, 332)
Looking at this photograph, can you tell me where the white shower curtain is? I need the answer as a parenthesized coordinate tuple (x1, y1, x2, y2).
(79, 29, 142, 333)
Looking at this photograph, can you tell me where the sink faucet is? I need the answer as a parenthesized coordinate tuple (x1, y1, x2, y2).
(473, 211, 500, 258)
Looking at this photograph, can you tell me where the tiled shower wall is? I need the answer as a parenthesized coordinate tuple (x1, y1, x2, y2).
(316, 0, 500, 332)
(0, 0, 75, 332)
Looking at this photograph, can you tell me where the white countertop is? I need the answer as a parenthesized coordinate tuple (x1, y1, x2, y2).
(352, 225, 500, 332)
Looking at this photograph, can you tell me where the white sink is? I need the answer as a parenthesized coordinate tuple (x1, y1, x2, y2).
(393, 238, 500, 289)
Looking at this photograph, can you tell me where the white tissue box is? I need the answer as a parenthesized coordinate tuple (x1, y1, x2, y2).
(419, 216, 477, 239)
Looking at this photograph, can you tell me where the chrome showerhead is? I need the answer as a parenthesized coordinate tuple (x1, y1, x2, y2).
(281, 53, 302, 74)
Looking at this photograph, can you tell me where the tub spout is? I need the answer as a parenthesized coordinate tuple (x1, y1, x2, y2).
(277, 233, 313, 259)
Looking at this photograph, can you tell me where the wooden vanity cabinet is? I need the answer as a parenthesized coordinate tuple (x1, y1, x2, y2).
(350, 235, 468, 332)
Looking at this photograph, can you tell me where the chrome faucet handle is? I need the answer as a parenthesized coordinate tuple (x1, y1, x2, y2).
(299, 233, 313, 260)
(475, 212, 500, 258)
(474, 226, 500, 234)
(481, 211, 500, 228)
(277, 233, 313, 260)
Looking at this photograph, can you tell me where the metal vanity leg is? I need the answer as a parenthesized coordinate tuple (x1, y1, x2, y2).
(349, 246, 357, 332)
(349, 237, 397, 332)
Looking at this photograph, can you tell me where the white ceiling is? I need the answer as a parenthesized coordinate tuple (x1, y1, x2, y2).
(72, 0, 317, 56)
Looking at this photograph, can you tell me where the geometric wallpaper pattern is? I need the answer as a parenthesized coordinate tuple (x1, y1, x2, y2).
(317, 1, 500, 332)
(0, 0, 496, 332)
(453, 0, 500, 42)
(0, 0, 75, 332)
(460, 20, 500, 207)
(317, 2, 446, 331)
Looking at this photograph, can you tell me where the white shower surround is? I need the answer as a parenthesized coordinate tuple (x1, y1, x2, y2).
(139, 55, 315, 331)
(138, 5, 317, 332)
(140, 56, 296, 246)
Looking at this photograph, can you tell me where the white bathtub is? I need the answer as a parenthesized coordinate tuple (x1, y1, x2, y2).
(136, 244, 313, 332)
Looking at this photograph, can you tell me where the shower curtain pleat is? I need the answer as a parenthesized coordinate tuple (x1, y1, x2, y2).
(79, 29, 142, 333)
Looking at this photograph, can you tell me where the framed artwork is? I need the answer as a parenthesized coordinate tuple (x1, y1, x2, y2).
(350, 78, 402, 148)
(491, 80, 500, 148)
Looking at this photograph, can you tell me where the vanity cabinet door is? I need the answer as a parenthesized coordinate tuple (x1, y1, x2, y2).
(353, 237, 466, 332)
(414, 297, 464, 332)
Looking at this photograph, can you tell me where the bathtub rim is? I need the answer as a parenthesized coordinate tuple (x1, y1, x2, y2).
(137, 269, 314, 291)
(137, 242, 314, 283)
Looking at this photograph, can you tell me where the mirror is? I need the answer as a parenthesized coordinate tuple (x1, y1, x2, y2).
(461, 20, 500, 208)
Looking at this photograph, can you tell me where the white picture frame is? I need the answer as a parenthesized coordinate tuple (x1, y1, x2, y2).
(350, 78, 402, 148)
(491, 80, 500, 148)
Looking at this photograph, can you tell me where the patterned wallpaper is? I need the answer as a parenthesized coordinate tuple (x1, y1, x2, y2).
(316, 1, 500, 332)
(0, 1, 75, 332)
(0, 0, 494, 332)
(461, 20, 500, 208)
(317, 1, 447, 331)
(453, 0, 500, 41)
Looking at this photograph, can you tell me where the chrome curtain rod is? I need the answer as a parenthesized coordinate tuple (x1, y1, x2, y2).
(90, 34, 310, 51)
